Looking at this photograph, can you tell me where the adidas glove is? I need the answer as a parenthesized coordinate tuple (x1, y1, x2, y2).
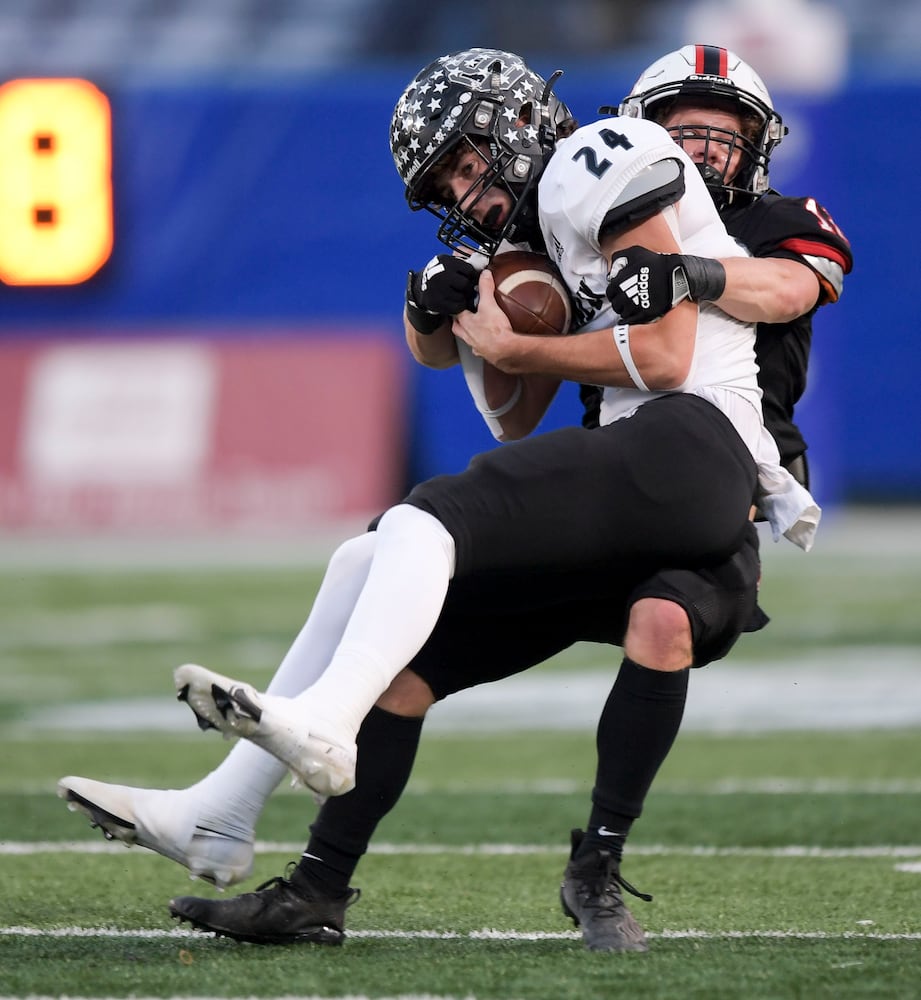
(606, 245, 726, 325)
(406, 254, 480, 334)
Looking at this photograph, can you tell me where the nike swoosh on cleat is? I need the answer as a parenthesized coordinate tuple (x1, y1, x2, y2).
(193, 824, 241, 838)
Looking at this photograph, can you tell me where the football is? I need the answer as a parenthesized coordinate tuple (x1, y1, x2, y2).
(487, 251, 572, 337)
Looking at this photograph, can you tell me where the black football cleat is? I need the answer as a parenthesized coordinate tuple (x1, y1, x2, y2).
(170, 865, 360, 945)
(560, 829, 652, 952)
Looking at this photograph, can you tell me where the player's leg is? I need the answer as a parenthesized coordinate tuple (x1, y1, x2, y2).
(168, 697, 428, 945)
(583, 524, 765, 861)
(168, 602, 587, 942)
(58, 531, 379, 887)
(173, 503, 457, 796)
(294, 597, 592, 893)
(561, 523, 765, 951)
(165, 424, 622, 796)
(175, 394, 758, 799)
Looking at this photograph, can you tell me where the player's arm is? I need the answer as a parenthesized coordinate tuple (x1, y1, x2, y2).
(708, 255, 820, 323)
(453, 210, 697, 390)
(491, 373, 561, 440)
(456, 334, 563, 442)
(607, 246, 820, 325)
(404, 314, 458, 368)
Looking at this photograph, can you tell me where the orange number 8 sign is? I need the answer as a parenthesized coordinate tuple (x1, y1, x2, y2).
(0, 78, 113, 286)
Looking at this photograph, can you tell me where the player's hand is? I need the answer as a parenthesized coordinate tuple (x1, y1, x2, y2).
(606, 246, 726, 325)
(410, 254, 480, 316)
(452, 269, 516, 368)
(606, 246, 690, 324)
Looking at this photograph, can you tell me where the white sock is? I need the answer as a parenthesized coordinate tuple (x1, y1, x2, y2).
(187, 742, 287, 840)
(293, 504, 456, 740)
(265, 532, 376, 697)
(184, 531, 379, 834)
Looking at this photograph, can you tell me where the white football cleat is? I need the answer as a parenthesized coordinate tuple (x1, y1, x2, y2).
(57, 775, 254, 889)
(174, 663, 357, 798)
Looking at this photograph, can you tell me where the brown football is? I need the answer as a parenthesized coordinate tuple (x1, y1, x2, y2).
(487, 251, 572, 336)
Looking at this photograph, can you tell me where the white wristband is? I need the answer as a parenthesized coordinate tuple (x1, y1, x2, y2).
(456, 337, 522, 439)
(612, 324, 649, 391)
(480, 378, 523, 417)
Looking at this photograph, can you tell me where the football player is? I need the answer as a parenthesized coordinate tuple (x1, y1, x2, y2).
(597, 43, 853, 486)
(59, 47, 830, 953)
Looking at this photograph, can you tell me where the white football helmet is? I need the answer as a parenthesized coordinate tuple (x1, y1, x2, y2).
(614, 44, 787, 205)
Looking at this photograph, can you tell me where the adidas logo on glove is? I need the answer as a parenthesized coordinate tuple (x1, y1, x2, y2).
(609, 256, 651, 313)
(420, 256, 446, 292)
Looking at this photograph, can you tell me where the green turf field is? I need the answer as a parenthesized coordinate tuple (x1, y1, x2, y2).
(2, 509, 920, 999)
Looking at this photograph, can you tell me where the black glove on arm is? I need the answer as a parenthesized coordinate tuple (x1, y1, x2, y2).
(606, 245, 726, 325)
(405, 254, 479, 335)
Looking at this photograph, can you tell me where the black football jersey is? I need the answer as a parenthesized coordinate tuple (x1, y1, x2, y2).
(721, 193, 853, 465)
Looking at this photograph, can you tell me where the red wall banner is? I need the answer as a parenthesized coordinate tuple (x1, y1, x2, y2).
(0, 332, 407, 532)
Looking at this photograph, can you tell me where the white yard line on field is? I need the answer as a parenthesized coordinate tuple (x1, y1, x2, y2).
(0, 995, 467, 1000)
(1, 925, 920, 942)
(3, 841, 921, 859)
(0, 994, 472, 1000)
(12, 777, 921, 796)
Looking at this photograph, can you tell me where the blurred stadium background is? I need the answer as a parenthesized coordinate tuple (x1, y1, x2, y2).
(3, 14, 920, 994)
(1, 0, 919, 541)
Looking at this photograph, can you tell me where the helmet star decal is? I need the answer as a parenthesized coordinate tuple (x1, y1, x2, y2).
(392, 49, 539, 185)
(390, 48, 572, 254)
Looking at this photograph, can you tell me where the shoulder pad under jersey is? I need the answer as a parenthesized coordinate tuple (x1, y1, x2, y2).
(599, 158, 685, 241)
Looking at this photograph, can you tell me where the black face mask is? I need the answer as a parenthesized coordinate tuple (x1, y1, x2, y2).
(697, 162, 731, 210)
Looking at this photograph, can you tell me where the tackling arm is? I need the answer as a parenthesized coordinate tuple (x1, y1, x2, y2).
(606, 244, 821, 326)
(708, 255, 820, 323)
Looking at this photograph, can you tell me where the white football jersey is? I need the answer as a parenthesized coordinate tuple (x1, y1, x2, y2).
(538, 116, 760, 438)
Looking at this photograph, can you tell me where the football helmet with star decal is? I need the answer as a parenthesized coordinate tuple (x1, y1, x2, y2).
(390, 48, 573, 254)
(612, 44, 787, 207)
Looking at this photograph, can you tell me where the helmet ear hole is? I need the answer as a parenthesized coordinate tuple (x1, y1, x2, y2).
(518, 101, 536, 129)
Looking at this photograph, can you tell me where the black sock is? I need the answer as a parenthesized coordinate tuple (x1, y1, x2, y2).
(292, 705, 424, 893)
(578, 657, 689, 863)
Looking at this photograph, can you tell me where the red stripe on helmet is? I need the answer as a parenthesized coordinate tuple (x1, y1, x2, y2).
(694, 45, 706, 73)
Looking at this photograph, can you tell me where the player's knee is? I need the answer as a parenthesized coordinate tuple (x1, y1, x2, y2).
(624, 597, 693, 672)
(376, 668, 435, 717)
(326, 532, 376, 583)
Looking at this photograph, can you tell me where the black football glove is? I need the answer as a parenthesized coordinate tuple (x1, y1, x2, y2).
(405, 254, 479, 334)
(606, 245, 726, 325)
